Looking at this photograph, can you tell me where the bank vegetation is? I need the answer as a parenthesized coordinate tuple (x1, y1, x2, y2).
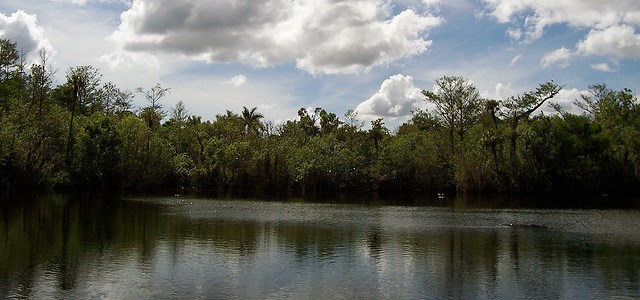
(1, 39, 639, 197)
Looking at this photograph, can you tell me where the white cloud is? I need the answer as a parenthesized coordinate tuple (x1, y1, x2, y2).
(577, 25, 640, 59)
(506, 27, 522, 40)
(510, 54, 522, 66)
(541, 47, 573, 68)
(482, 82, 515, 100)
(591, 63, 617, 72)
(482, 0, 640, 41)
(224, 74, 247, 87)
(355, 74, 426, 118)
(0, 10, 54, 60)
(480, 0, 640, 67)
(99, 48, 159, 70)
(540, 88, 584, 115)
(52, 0, 132, 5)
(107, 0, 443, 75)
(52, 0, 91, 5)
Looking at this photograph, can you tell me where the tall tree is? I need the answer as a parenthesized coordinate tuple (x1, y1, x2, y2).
(102, 81, 133, 117)
(574, 84, 610, 116)
(0, 39, 19, 81)
(503, 81, 561, 171)
(319, 109, 341, 134)
(64, 65, 103, 168)
(0, 39, 20, 114)
(137, 83, 170, 129)
(369, 118, 388, 159)
(343, 109, 364, 131)
(169, 100, 189, 124)
(241, 106, 264, 135)
(422, 76, 482, 153)
(297, 107, 321, 137)
(29, 50, 55, 119)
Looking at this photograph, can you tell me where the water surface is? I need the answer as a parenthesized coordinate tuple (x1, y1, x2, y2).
(1, 194, 639, 299)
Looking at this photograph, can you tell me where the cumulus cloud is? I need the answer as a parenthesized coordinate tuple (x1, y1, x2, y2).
(539, 88, 584, 115)
(0, 10, 54, 59)
(53, 0, 132, 5)
(541, 47, 573, 68)
(53, 0, 92, 5)
(482, 0, 640, 62)
(99, 48, 159, 70)
(577, 25, 640, 59)
(355, 74, 425, 118)
(482, 0, 640, 41)
(482, 82, 515, 100)
(224, 74, 247, 87)
(591, 63, 617, 72)
(107, 0, 443, 74)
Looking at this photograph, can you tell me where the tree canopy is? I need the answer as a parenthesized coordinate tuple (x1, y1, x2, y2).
(0, 38, 639, 199)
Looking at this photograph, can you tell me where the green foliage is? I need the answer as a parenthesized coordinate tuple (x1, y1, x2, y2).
(0, 101, 69, 189)
(115, 115, 174, 189)
(73, 114, 120, 187)
(380, 130, 451, 191)
(241, 106, 264, 135)
(1, 37, 639, 197)
(423, 76, 482, 153)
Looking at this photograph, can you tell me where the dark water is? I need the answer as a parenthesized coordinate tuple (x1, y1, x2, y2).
(1, 194, 639, 299)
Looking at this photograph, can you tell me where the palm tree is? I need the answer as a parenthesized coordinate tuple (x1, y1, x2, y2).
(241, 106, 264, 135)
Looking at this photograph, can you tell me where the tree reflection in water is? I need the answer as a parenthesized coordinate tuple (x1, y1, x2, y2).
(1, 194, 639, 299)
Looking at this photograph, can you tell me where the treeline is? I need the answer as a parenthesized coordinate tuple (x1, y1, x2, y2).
(1, 38, 639, 196)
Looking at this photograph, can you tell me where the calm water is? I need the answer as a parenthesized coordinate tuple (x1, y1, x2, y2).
(1, 194, 639, 299)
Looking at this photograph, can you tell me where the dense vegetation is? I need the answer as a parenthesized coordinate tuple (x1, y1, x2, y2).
(1, 39, 639, 196)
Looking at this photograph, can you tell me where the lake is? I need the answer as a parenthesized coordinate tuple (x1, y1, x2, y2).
(1, 193, 639, 299)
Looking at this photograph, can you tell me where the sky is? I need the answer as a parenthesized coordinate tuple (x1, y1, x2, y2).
(1, 0, 639, 129)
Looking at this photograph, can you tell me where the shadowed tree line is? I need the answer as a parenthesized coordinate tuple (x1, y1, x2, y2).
(1, 39, 639, 196)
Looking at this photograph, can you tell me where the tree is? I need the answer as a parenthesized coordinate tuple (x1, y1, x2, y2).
(0, 39, 21, 114)
(115, 115, 174, 189)
(422, 76, 482, 153)
(574, 83, 613, 118)
(241, 106, 264, 135)
(319, 109, 340, 134)
(28, 50, 55, 119)
(343, 109, 364, 130)
(369, 118, 388, 159)
(102, 81, 133, 117)
(585, 87, 640, 188)
(137, 83, 170, 129)
(480, 99, 505, 183)
(0, 39, 19, 82)
(297, 107, 321, 137)
(137, 83, 169, 113)
(503, 81, 561, 171)
(169, 100, 189, 124)
(75, 114, 120, 187)
(64, 65, 103, 168)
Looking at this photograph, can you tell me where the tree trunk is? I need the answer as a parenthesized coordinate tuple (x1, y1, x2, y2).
(65, 87, 77, 169)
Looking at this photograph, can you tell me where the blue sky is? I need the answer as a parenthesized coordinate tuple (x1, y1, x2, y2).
(1, 0, 639, 129)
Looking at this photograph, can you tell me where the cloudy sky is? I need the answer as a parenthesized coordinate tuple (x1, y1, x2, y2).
(1, 0, 639, 128)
